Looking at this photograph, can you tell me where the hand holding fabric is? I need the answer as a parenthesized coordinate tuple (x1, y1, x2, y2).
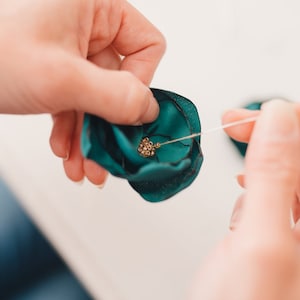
(81, 89, 203, 202)
(0, 0, 165, 185)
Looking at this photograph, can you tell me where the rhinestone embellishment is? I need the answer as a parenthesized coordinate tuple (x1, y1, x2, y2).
(137, 137, 160, 158)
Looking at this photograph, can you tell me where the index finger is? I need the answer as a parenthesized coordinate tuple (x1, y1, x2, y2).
(112, 1, 166, 84)
(241, 100, 300, 233)
(222, 102, 300, 143)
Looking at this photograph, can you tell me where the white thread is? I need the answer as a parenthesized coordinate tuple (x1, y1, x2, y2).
(158, 116, 258, 146)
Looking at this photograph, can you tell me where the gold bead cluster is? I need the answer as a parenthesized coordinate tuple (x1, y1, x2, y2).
(137, 137, 160, 158)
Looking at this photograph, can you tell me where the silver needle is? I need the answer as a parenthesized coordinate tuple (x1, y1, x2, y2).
(158, 116, 258, 147)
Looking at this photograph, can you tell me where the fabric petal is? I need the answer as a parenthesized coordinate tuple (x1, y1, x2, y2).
(81, 88, 204, 202)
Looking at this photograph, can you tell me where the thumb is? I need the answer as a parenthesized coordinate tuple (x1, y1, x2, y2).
(41, 52, 159, 125)
(241, 100, 300, 233)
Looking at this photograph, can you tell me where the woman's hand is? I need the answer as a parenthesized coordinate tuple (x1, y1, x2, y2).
(0, 0, 165, 185)
(189, 100, 300, 300)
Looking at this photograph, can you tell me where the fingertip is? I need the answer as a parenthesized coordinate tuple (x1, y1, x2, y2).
(222, 108, 260, 124)
(140, 93, 159, 124)
(249, 100, 299, 143)
(63, 158, 85, 182)
(221, 109, 240, 138)
(222, 108, 243, 123)
(49, 112, 75, 159)
(74, 178, 85, 186)
(222, 109, 260, 143)
(83, 159, 109, 186)
(63, 153, 70, 161)
(49, 134, 69, 159)
(118, 76, 159, 125)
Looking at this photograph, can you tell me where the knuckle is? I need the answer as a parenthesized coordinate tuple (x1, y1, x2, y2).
(153, 32, 167, 56)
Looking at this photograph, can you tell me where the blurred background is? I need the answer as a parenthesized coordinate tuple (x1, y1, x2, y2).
(1, 0, 300, 299)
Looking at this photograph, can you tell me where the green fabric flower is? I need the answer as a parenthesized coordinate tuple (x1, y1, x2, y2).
(81, 88, 203, 202)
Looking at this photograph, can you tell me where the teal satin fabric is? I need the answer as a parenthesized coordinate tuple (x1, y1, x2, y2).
(81, 88, 203, 202)
(230, 101, 262, 156)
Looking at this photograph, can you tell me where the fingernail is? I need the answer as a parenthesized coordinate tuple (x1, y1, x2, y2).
(229, 209, 240, 230)
(74, 179, 84, 186)
(221, 109, 235, 122)
(142, 95, 159, 123)
(236, 173, 245, 188)
(261, 98, 288, 110)
(132, 121, 143, 126)
(222, 108, 241, 117)
(94, 175, 108, 189)
(63, 153, 69, 161)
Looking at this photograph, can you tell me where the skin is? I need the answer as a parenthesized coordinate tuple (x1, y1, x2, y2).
(0, 0, 165, 185)
(189, 100, 300, 300)
(1, 1, 300, 298)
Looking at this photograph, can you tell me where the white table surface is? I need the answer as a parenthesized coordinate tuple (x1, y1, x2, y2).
(1, 1, 300, 299)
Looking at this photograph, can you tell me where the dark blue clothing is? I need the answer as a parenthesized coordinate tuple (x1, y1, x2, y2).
(0, 179, 92, 300)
